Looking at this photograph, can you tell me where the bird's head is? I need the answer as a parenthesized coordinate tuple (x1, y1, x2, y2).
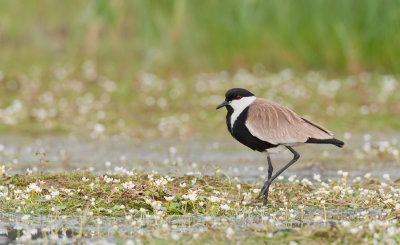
(216, 88, 256, 111)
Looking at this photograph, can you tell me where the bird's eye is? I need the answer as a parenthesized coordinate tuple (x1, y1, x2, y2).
(235, 95, 242, 100)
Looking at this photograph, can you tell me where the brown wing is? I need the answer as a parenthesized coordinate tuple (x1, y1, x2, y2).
(246, 98, 333, 144)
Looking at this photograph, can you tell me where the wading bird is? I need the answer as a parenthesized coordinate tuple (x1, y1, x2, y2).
(216, 88, 344, 205)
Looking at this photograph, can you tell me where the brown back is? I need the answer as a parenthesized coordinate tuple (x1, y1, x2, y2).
(246, 98, 333, 144)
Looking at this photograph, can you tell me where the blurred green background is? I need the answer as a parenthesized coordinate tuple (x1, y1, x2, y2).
(2, 0, 400, 74)
(0, 0, 399, 138)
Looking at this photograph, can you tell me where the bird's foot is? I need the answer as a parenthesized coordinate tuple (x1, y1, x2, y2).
(258, 203, 271, 209)
(256, 189, 265, 199)
(256, 185, 268, 199)
(262, 193, 269, 206)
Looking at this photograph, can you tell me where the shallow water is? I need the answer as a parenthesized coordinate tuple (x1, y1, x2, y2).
(0, 206, 384, 244)
(0, 133, 398, 180)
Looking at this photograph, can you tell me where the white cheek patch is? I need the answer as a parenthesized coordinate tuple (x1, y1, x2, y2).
(230, 96, 256, 129)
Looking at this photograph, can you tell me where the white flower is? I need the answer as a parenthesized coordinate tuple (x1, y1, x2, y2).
(171, 233, 180, 241)
(152, 201, 162, 210)
(179, 183, 186, 188)
(188, 193, 197, 201)
(243, 192, 251, 201)
(122, 181, 135, 189)
(384, 198, 395, 204)
(313, 174, 321, 182)
(208, 196, 219, 203)
(383, 174, 391, 181)
(96, 218, 103, 225)
(313, 216, 324, 222)
(0, 165, 6, 176)
(51, 190, 60, 198)
(225, 227, 234, 239)
(387, 226, 397, 237)
(288, 175, 296, 182)
(21, 215, 30, 221)
(164, 196, 175, 201)
(301, 178, 312, 186)
(127, 171, 136, 176)
(220, 204, 230, 210)
(341, 221, 350, 228)
(349, 227, 359, 234)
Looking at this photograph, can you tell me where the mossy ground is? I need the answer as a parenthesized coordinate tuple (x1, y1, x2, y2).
(1, 170, 400, 244)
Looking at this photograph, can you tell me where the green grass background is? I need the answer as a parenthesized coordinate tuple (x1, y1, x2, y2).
(0, 0, 399, 137)
(1, 0, 399, 75)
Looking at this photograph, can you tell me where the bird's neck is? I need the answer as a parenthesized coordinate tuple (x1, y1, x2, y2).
(230, 96, 256, 129)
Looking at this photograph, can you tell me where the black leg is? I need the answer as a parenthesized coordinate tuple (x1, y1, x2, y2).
(263, 156, 274, 206)
(258, 154, 273, 196)
(267, 155, 273, 180)
(256, 146, 300, 205)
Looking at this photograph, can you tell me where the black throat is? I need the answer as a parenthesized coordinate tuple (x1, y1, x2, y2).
(226, 107, 277, 152)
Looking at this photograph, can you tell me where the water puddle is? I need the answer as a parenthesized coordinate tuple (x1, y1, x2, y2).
(0, 133, 398, 181)
(0, 207, 387, 244)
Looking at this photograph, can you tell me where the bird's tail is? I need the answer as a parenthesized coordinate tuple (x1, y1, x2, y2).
(306, 138, 344, 148)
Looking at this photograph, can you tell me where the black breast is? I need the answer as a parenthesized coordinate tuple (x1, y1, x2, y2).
(228, 107, 277, 152)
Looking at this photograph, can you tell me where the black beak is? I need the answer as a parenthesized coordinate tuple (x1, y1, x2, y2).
(216, 101, 229, 110)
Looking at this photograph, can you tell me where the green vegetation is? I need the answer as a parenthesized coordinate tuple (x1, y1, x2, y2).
(1, 0, 399, 74)
(0, 69, 399, 138)
(1, 170, 400, 244)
